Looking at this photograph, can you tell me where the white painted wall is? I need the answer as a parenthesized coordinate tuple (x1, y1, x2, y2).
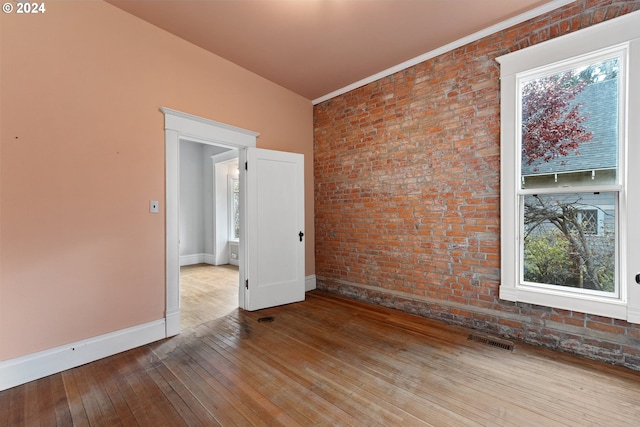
(179, 140, 205, 258)
(179, 141, 231, 265)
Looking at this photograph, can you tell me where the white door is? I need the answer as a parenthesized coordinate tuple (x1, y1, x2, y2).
(245, 148, 305, 311)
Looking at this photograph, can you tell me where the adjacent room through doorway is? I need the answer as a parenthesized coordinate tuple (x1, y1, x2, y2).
(180, 264, 239, 329)
(179, 139, 241, 329)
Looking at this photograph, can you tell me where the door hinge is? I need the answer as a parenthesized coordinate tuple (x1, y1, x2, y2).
(245, 161, 248, 171)
(245, 279, 249, 289)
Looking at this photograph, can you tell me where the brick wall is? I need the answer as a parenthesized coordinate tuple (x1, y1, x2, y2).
(314, 0, 640, 368)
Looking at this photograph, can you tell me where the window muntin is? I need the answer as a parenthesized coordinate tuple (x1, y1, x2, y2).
(516, 49, 623, 299)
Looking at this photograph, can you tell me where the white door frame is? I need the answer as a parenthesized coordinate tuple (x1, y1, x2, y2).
(161, 107, 258, 337)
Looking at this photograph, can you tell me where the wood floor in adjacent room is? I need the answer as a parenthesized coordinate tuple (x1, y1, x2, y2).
(179, 263, 239, 329)
(2, 277, 640, 426)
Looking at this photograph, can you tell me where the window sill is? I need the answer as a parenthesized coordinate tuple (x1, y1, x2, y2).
(500, 285, 628, 320)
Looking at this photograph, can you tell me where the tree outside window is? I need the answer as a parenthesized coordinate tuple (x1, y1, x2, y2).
(520, 56, 619, 294)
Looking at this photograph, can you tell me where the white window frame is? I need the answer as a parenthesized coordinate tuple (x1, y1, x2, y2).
(228, 174, 240, 242)
(497, 11, 640, 322)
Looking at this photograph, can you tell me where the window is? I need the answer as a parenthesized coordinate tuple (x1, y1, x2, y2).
(497, 13, 640, 322)
(519, 52, 621, 298)
(577, 209, 599, 236)
(523, 193, 615, 295)
(230, 176, 240, 240)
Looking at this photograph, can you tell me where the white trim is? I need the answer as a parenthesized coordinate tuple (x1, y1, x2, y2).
(305, 274, 317, 292)
(162, 108, 257, 326)
(626, 31, 640, 325)
(211, 150, 241, 164)
(500, 287, 628, 320)
(162, 107, 259, 143)
(180, 253, 204, 266)
(204, 253, 216, 265)
(212, 153, 239, 266)
(164, 128, 181, 338)
(179, 253, 217, 266)
(0, 319, 166, 391)
(497, 12, 640, 322)
(165, 308, 181, 337)
(312, 0, 574, 105)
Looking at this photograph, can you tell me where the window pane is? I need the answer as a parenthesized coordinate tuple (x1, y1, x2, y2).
(522, 192, 616, 294)
(521, 57, 619, 189)
(233, 178, 240, 239)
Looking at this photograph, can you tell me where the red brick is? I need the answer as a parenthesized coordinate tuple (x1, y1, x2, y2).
(586, 321, 626, 335)
(314, 0, 640, 368)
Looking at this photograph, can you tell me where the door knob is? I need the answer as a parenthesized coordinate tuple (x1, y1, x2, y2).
(299, 231, 304, 242)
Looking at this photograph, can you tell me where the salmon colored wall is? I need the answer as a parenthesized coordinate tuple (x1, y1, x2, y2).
(0, 0, 313, 360)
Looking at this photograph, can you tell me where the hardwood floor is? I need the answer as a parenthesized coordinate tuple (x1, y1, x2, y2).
(180, 264, 239, 329)
(2, 289, 640, 426)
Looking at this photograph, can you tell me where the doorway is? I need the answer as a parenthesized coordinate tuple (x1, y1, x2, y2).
(162, 107, 257, 337)
(163, 107, 306, 338)
(178, 140, 240, 329)
(180, 264, 239, 329)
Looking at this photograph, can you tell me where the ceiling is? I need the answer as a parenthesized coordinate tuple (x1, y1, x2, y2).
(107, 0, 563, 102)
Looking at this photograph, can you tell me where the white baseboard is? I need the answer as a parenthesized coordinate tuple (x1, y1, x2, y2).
(1, 273, 316, 391)
(0, 319, 166, 392)
(305, 274, 317, 292)
(180, 253, 203, 266)
(180, 253, 204, 266)
(180, 253, 217, 266)
(165, 308, 181, 337)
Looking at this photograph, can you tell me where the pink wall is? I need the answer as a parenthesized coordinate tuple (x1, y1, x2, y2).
(0, 1, 313, 360)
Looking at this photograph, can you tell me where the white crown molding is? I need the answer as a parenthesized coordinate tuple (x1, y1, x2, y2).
(312, 0, 575, 105)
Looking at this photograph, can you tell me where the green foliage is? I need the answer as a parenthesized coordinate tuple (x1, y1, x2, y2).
(524, 229, 572, 285)
(524, 220, 615, 292)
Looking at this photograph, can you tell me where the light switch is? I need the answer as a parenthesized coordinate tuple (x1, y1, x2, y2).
(150, 200, 159, 213)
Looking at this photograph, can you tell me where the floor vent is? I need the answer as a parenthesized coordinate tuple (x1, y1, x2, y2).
(257, 316, 275, 323)
(468, 333, 515, 351)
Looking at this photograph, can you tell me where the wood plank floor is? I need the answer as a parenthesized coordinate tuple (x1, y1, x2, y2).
(180, 264, 239, 329)
(2, 289, 640, 426)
